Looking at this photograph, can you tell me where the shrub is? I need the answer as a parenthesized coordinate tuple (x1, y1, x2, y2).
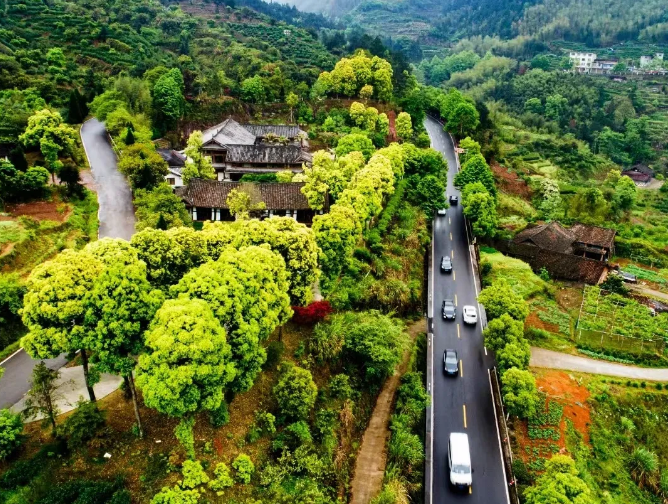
(151, 485, 200, 504)
(255, 411, 276, 435)
(273, 363, 317, 420)
(329, 373, 354, 400)
(291, 300, 333, 325)
(208, 402, 230, 428)
(232, 454, 255, 484)
(181, 460, 209, 489)
(0, 409, 23, 459)
(263, 341, 284, 370)
(59, 400, 105, 450)
(208, 463, 234, 494)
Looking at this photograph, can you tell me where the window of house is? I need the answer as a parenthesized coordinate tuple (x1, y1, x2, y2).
(167, 178, 175, 185)
(214, 155, 225, 164)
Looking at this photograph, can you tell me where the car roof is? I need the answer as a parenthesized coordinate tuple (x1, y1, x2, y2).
(449, 432, 471, 465)
(445, 348, 457, 356)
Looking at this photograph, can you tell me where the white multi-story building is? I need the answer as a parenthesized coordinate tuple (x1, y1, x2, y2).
(569, 52, 597, 73)
(640, 55, 653, 68)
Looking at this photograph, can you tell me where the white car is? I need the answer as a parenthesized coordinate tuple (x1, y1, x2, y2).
(462, 305, 477, 325)
(437, 208, 447, 216)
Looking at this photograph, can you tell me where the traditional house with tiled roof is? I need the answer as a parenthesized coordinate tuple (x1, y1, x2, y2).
(622, 164, 653, 185)
(199, 119, 311, 181)
(158, 148, 187, 188)
(513, 221, 615, 261)
(176, 179, 326, 225)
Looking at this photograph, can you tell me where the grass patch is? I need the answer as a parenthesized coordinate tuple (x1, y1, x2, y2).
(480, 248, 549, 300)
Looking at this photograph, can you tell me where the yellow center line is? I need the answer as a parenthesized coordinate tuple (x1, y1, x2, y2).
(463, 404, 467, 428)
(449, 217, 451, 225)
(455, 294, 458, 306)
(457, 323, 460, 339)
(453, 271, 456, 281)
(469, 486, 472, 495)
(450, 232, 453, 241)
(460, 359, 463, 378)
(451, 249, 454, 259)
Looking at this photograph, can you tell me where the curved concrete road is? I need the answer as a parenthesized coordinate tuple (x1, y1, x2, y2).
(531, 347, 668, 381)
(80, 118, 136, 240)
(0, 118, 135, 409)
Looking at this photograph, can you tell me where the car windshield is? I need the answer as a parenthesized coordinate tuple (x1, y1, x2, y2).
(452, 464, 470, 474)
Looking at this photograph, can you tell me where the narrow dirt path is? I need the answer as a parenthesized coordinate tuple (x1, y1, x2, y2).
(349, 319, 426, 504)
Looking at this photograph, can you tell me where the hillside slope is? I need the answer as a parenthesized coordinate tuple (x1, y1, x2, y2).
(285, 0, 668, 47)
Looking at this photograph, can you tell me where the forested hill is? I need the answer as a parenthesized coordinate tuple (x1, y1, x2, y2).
(284, 0, 668, 48)
(0, 0, 336, 110)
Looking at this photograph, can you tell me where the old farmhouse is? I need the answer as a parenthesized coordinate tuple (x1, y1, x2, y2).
(199, 118, 312, 181)
(512, 221, 616, 261)
(176, 179, 326, 225)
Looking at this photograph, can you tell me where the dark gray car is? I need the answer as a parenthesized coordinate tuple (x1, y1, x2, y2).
(442, 299, 456, 320)
(441, 256, 452, 273)
(444, 349, 459, 375)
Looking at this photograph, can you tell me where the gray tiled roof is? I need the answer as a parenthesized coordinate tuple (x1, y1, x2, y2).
(178, 179, 324, 210)
(201, 118, 256, 146)
(225, 144, 311, 164)
(241, 124, 303, 139)
(157, 148, 186, 167)
(513, 221, 615, 252)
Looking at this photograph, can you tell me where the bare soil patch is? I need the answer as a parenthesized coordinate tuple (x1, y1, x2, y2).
(491, 163, 532, 199)
(4, 200, 70, 222)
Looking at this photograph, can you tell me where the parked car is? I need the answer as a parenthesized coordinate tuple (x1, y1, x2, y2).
(448, 432, 472, 488)
(449, 195, 459, 205)
(462, 305, 477, 325)
(443, 349, 459, 375)
(442, 299, 456, 320)
(437, 208, 447, 216)
(441, 256, 453, 273)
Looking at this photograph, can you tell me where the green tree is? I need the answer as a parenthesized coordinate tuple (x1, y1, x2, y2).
(136, 299, 236, 455)
(545, 94, 568, 123)
(19, 109, 78, 182)
(226, 186, 266, 220)
(241, 75, 266, 103)
(286, 92, 299, 123)
(335, 133, 375, 161)
(232, 454, 255, 484)
(312, 204, 359, 279)
(524, 455, 595, 504)
(22, 361, 61, 433)
(118, 143, 169, 191)
(447, 101, 479, 138)
(483, 313, 525, 352)
(462, 182, 498, 237)
(151, 486, 200, 504)
(359, 84, 373, 101)
(171, 246, 292, 393)
(337, 311, 406, 385)
(131, 227, 205, 288)
(530, 55, 551, 70)
(454, 154, 496, 198)
(496, 340, 531, 373)
(153, 69, 185, 131)
(597, 127, 630, 165)
(83, 244, 164, 438)
(0, 409, 23, 459)
(478, 280, 529, 322)
(524, 97, 543, 114)
(395, 112, 413, 142)
(613, 175, 637, 212)
(134, 184, 192, 231)
(415, 175, 447, 217)
(459, 137, 481, 165)
(273, 363, 317, 420)
(21, 250, 104, 402)
(501, 367, 540, 419)
(182, 131, 215, 185)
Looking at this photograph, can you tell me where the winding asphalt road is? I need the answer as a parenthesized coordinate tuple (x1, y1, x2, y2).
(0, 118, 135, 409)
(425, 117, 509, 503)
